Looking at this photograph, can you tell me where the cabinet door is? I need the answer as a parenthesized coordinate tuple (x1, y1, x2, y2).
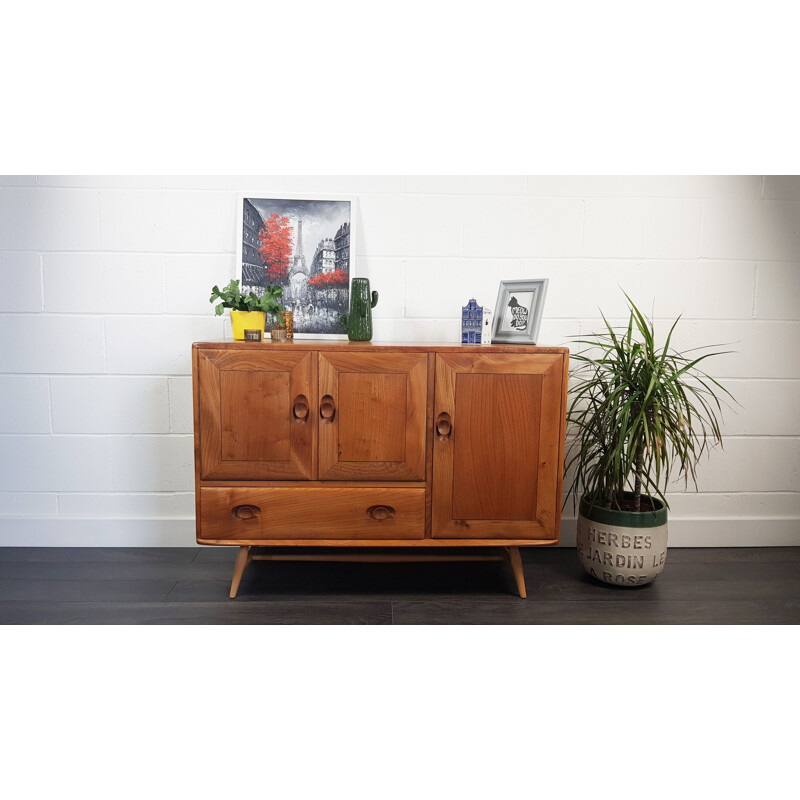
(432, 352, 566, 539)
(318, 352, 428, 480)
(197, 349, 316, 480)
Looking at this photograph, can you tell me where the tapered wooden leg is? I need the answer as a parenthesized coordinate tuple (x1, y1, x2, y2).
(506, 547, 527, 599)
(230, 546, 253, 599)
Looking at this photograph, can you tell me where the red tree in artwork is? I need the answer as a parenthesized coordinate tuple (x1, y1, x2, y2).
(258, 213, 294, 281)
(308, 268, 349, 288)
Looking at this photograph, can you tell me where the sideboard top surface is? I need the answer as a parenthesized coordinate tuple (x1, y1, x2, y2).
(193, 340, 569, 354)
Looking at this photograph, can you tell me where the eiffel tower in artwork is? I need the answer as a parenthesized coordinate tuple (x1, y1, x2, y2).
(291, 218, 309, 275)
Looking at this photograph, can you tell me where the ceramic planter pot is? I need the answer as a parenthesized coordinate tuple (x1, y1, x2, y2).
(230, 310, 266, 340)
(577, 493, 668, 586)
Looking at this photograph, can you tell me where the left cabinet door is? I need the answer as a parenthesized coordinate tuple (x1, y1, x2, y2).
(196, 349, 316, 480)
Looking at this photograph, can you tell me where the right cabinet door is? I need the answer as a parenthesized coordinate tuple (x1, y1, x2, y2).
(432, 352, 566, 540)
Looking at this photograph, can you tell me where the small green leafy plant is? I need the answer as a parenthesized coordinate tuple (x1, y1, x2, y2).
(209, 279, 285, 325)
(565, 293, 733, 513)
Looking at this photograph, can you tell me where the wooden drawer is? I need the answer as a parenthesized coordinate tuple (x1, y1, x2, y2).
(199, 487, 426, 541)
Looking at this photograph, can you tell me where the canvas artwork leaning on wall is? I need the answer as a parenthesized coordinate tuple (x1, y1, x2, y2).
(238, 196, 354, 337)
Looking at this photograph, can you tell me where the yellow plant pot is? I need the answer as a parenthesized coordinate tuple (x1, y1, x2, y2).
(230, 310, 266, 340)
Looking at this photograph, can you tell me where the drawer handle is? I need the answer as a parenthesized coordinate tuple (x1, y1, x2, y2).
(436, 412, 452, 440)
(231, 504, 261, 520)
(320, 395, 336, 423)
(367, 505, 395, 521)
(293, 394, 309, 422)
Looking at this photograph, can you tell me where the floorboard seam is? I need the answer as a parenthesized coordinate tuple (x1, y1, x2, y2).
(162, 581, 179, 601)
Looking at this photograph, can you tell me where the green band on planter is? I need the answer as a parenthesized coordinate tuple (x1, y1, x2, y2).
(580, 494, 668, 529)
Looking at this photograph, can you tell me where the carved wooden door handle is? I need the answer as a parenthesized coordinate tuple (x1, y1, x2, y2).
(231, 504, 261, 520)
(366, 505, 395, 521)
(436, 412, 452, 440)
(320, 395, 336, 423)
(293, 395, 309, 422)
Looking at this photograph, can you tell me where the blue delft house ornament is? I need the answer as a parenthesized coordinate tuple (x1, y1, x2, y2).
(462, 298, 483, 344)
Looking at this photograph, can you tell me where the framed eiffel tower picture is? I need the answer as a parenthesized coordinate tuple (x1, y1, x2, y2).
(237, 194, 356, 338)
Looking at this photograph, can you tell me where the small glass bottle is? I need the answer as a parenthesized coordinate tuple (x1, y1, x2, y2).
(281, 310, 294, 339)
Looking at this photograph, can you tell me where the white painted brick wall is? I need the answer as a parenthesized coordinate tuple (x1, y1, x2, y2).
(104, 316, 224, 374)
(43, 253, 167, 313)
(0, 188, 100, 250)
(0, 377, 51, 433)
(0, 436, 114, 492)
(1, 175, 798, 547)
(359, 194, 464, 257)
(167, 377, 194, 433)
(98, 190, 236, 253)
(701, 199, 800, 261)
(0, 316, 106, 373)
(583, 198, 703, 258)
(755, 262, 800, 319)
(50, 377, 171, 433)
(463, 196, 584, 257)
(0, 253, 42, 311)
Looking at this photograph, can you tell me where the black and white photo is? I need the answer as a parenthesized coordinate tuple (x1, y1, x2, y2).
(491, 279, 549, 344)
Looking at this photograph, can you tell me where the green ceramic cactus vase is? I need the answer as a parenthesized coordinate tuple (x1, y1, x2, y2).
(340, 278, 379, 341)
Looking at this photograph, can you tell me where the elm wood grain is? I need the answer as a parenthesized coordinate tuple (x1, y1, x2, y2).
(252, 552, 507, 562)
(432, 352, 566, 540)
(199, 486, 426, 541)
(424, 353, 436, 538)
(0, 601, 393, 625)
(338, 372, 406, 461)
(197, 538, 559, 547)
(199, 481, 427, 488)
(193, 346, 202, 532)
(505, 547, 527, 598)
(317, 352, 427, 480)
(196, 348, 316, 481)
(451, 372, 541, 520)
(230, 546, 253, 598)
(193, 341, 569, 595)
(194, 340, 570, 354)
(220, 369, 291, 462)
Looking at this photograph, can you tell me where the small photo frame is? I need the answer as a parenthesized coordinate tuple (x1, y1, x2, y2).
(491, 279, 549, 344)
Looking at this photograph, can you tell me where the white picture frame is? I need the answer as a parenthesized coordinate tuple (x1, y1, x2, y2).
(236, 194, 358, 339)
(491, 279, 549, 344)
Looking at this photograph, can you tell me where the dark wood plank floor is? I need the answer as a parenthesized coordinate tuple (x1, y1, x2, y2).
(0, 546, 798, 624)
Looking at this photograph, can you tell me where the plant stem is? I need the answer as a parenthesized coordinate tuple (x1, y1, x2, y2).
(634, 439, 644, 511)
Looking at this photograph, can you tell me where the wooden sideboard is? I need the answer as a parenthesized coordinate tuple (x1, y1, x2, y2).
(192, 340, 568, 597)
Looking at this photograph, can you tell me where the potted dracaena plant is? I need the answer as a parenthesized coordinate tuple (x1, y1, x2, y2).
(209, 279, 285, 340)
(565, 294, 733, 586)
